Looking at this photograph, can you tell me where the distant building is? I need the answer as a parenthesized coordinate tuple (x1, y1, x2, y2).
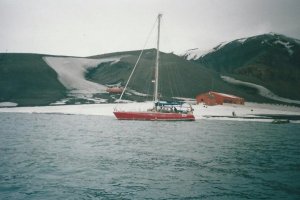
(106, 87, 123, 94)
(196, 91, 245, 106)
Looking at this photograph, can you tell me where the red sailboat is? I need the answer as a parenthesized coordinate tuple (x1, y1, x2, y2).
(114, 14, 195, 121)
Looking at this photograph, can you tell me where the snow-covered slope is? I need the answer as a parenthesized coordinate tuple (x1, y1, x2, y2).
(179, 33, 300, 102)
(179, 41, 231, 60)
(180, 33, 299, 61)
(179, 48, 210, 60)
(43, 56, 121, 94)
(221, 76, 300, 105)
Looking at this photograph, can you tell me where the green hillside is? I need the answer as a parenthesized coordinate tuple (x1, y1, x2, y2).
(0, 53, 66, 106)
(87, 49, 273, 103)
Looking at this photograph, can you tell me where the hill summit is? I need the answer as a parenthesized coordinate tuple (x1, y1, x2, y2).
(180, 33, 300, 101)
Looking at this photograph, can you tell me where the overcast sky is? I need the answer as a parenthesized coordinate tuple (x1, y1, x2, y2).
(1, 0, 300, 56)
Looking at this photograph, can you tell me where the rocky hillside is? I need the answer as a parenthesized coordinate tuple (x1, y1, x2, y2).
(181, 33, 300, 100)
(1, 33, 300, 106)
(1, 50, 268, 106)
(87, 49, 272, 103)
(0, 53, 66, 106)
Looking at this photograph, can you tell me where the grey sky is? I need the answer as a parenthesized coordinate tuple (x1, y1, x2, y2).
(1, 0, 300, 56)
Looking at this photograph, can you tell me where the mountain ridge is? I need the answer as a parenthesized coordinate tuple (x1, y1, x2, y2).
(180, 33, 300, 60)
(180, 33, 300, 100)
(1, 33, 300, 106)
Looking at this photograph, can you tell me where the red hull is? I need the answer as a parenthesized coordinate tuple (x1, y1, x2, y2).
(114, 111, 195, 121)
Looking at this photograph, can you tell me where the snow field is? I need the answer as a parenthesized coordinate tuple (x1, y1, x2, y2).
(43, 56, 122, 94)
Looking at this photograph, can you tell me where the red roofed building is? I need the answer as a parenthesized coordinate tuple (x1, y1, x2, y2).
(106, 87, 123, 94)
(196, 91, 245, 106)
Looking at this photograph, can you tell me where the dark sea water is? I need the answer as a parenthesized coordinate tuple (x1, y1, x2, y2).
(0, 113, 299, 200)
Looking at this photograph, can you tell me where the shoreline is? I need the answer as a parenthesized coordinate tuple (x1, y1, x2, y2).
(1, 102, 300, 123)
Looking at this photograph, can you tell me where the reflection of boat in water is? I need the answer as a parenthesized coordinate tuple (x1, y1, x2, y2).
(106, 87, 123, 94)
(271, 119, 290, 124)
(113, 14, 195, 121)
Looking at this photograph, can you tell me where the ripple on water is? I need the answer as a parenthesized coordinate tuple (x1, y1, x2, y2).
(0, 113, 300, 199)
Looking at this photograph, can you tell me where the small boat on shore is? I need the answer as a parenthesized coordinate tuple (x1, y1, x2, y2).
(106, 87, 123, 94)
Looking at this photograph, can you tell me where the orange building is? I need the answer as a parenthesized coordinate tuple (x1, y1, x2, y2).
(196, 91, 245, 106)
(106, 87, 123, 94)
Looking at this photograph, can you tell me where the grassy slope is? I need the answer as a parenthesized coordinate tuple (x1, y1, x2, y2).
(87, 49, 272, 102)
(1, 45, 297, 106)
(0, 53, 66, 106)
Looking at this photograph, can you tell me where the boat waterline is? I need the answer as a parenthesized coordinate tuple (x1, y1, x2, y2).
(114, 111, 195, 121)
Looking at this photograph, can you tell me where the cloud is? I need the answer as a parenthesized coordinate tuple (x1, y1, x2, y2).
(1, 0, 300, 56)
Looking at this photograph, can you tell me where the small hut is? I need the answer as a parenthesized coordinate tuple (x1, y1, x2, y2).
(106, 87, 123, 94)
(196, 91, 244, 106)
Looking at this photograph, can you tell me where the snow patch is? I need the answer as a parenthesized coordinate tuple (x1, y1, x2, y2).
(214, 41, 230, 50)
(0, 102, 18, 107)
(295, 39, 300, 45)
(180, 48, 211, 60)
(44, 56, 121, 94)
(180, 40, 238, 61)
(221, 76, 300, 104)
(237, 38, 247, 44)
(110, 59, 120, 65)
(126, 89, 149, 97)
(106, 82, 122, 87)
(44, 56, 124, 104)
(200, 41, 230, 57)
(268, 32, 278, 37)
(273, 40, 294, 55)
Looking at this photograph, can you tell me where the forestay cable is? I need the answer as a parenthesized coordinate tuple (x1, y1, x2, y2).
(116, 17, 158, 106)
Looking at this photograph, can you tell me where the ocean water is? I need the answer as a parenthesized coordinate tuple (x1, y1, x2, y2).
(0, 113, 299, 200)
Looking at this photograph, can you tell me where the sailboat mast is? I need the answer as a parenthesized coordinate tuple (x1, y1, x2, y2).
(154, 14, 162, 102)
